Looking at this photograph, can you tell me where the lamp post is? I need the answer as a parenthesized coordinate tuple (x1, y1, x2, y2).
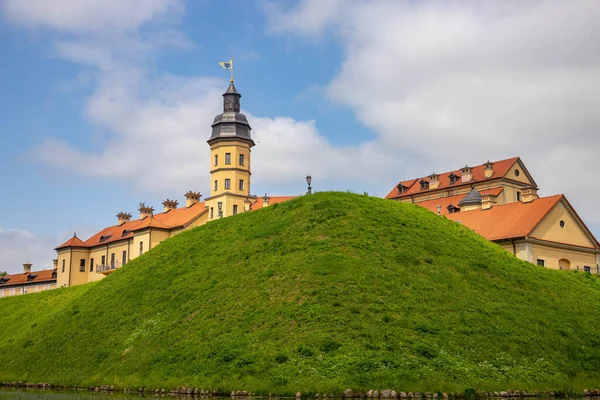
(217, 201, 223, 218)
(306, 175, 312, 195)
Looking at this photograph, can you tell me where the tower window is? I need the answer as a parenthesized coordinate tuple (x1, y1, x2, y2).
(90, 258, 94, 272)
(239, 154, 245, 166)
(139, 242, 143, 256)
(62, 259, 65, 273)
(210, 207, 214, 219)
(214, 154, 218, 166)
(225, 153, 231, 165)
(79, 259, 86, 272)
(122, 250, 127, 266)
(233, 205, 238, 215)
(225, 179, 231, 190)
(239, 179, 244, 191)
(214, 180, 218, 191)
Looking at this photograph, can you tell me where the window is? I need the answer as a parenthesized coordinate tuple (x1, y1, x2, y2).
(110, 253, 115, 267)
(214, 180, 218, 191)
(90, 258, 94, 272)
(449, 173, 459, 184)
(514, 169, 520, 177)
(62, 259, 65, 273)
(516, 191, 522, 201)
(122, 250, 127, 266)
(214, 154, 218, 166)
(239, 154, 245, 166)
(101, 255, 106, 266)
(419, 179, 429, 190)
(225, 178, 231, 190)
(233, 205, 238, 215)
(139, 242, 143, 256)
(584, 266, 591, 273)
(239, 179, 244, 191)
(225, 153, 231, 165)
(79, 259, 86, 272)
(210, 207, 214, 219)
(559, 220, 565, 228)
(537, 259, 545, 267)
(397, 184, 407, 194)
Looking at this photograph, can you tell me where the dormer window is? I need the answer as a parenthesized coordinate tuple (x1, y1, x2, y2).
(397, 184, 407, 194)
(447, 204, 461, 214)
(419, 179, 429, 190)
(121, 230, 131, 237)
(99, 235, 112, 243)
(449, 173, 460, 184)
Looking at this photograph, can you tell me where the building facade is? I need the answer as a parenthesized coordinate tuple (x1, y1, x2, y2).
(0, 262, 57, 298)
(53, 82, 296, 289)
(386, 158, 600, 272)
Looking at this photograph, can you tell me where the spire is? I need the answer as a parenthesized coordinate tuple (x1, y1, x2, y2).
(223, 82, 241, 113)
(209, 81, 254, 146)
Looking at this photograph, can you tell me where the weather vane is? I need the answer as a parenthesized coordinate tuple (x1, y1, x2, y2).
(218, 56, 234, 82)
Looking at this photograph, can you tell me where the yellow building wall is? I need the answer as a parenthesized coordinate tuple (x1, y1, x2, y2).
(56, 249, 73, 288)
(530, 201, 595, 248)
(530, 243, 597, 272)
(69, 248, 92, 287)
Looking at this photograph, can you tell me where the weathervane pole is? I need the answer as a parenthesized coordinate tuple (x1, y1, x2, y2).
(230, 55, 234, 82)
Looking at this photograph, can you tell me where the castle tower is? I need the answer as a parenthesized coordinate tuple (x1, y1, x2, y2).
(205, 81, 256, 219)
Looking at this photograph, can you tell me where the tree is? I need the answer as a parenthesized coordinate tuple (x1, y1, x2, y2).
(0, 271, 7, 277)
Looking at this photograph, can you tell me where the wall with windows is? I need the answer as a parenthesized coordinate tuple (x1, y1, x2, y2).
(530, 243, 597, 272)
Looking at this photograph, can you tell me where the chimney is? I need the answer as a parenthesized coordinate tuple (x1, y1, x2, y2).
(484, 161, 494, 179)
(429, 173, 440, 189)
(23, 262, 32, 274)
(184, 191, 201, 207)
(162, 199, 179, 212)
(244, 197, 252, 212)
(262, 193, 270, 208)
(53, 259, 58, 269)
(461, 165, 473, 183)
(138, 203, 154, 220)
(522, 187, 539, 203)
(117, 212, 132, 225)
(481, 194, 497, 210)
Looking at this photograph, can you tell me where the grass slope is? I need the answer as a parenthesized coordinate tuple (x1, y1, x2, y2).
(1, 192, 600, 394)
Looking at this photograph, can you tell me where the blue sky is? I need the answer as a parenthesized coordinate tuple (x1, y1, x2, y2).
(1, 0, 599, 273)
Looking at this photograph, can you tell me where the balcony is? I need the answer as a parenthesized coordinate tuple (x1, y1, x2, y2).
(96, 261, 121, 275)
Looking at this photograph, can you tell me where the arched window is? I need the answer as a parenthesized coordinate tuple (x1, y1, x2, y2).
(559, 259, 571, 271)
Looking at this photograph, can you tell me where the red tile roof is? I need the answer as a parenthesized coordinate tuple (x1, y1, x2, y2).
(250, 196, 297, 210)
(55, 235, 87, 250)
(386, 157, 521, 199)
(57, 202, 208, 249)
(416, 188, 504, 216)
(444, 195, 564, 241)
(0, 269, 57, 288)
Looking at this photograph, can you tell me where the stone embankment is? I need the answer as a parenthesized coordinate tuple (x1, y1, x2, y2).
(1, 382, 600, 398)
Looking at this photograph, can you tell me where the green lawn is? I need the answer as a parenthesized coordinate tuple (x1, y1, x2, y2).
(1, 192, 599, 395)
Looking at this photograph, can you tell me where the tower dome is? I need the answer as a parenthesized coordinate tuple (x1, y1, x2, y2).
(208, 82, 255, 146)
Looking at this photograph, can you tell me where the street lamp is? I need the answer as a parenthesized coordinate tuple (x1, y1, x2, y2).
(306, 175, 312, 195)
(217, 201, 223, 218)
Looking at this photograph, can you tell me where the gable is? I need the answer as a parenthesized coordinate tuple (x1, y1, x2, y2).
(504, 159, 535, 186)
(530, 199, 596, 248)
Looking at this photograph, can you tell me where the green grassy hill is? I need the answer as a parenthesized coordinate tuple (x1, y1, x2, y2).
(1, 192, 600, 394)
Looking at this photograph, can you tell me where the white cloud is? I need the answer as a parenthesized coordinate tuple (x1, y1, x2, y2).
(0, 228, 56, 274)
(1, 0, 183, 33)
(266, 0, 600, 229)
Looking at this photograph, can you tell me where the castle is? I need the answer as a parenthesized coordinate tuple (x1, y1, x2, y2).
(1, 81, 598, 297)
